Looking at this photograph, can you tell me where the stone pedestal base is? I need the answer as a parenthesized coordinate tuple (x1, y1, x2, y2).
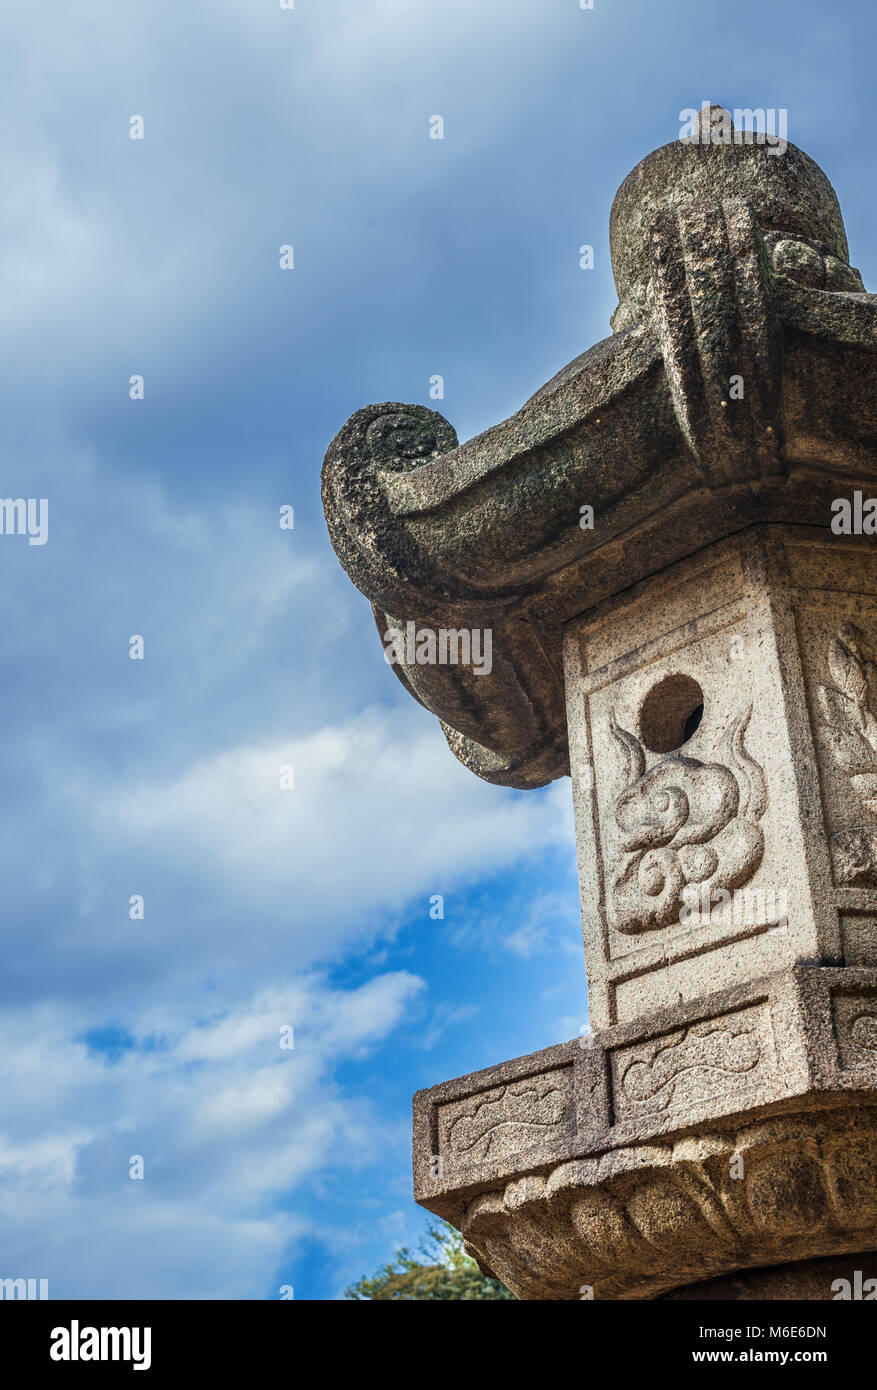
(459, 1105, 877, 1299)
(659, 1251, 877, 1300)
(413, 967, 877, 1299)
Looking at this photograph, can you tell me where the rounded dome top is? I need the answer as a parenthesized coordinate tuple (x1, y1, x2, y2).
(610, 107, 849, 331)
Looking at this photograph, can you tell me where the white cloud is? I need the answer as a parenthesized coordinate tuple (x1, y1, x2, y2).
(0, 0, 589, 1300)
(62, 705, 573, 987)
(0, 970, 423, 1298)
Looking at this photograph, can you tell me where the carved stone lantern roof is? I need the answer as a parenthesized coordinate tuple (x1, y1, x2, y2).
(324, 107, 877, 1303)
(322, 108, 876, 791)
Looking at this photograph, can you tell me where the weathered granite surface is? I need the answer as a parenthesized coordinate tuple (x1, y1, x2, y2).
(565, 525, 877, 1029)
(323, 110, 876, 790)
(323, 108, 877, 1298)
(414, 967, 877, 1298)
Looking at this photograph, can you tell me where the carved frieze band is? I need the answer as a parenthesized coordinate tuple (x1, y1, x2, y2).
(609, 1003, 771, 1118)
(436, 1069, 572, 1164)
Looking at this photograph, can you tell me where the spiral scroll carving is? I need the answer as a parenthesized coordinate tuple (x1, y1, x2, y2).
(362, 406, 457, 471)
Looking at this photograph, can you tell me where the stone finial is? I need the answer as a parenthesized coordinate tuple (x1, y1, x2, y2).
(609, 105, 856, 333)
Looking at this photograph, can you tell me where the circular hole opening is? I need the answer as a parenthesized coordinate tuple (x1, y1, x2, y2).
(638, 674, 704, 755)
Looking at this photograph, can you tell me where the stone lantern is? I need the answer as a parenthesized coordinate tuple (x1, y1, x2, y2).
(322, 109, 877, 1299)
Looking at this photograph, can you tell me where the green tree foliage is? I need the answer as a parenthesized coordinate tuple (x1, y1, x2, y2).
(344, 1220, 515, 1300)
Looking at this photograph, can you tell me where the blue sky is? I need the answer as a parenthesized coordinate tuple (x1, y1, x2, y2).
(0, 0, 874, 1300)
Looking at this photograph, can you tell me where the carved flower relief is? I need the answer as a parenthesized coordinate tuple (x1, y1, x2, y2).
(817, 623, 877, 886)
(606, 705, 767, 934)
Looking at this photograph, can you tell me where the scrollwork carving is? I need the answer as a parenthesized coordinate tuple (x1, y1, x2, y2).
(817, 623, 877, 886)
(363, 406, 458, 472)
(619, 1022, 761, 1112)
(441, 1075, 569, 1163)
(606, 704, 767, 933)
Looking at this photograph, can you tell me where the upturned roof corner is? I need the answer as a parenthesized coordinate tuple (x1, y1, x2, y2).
(322, 109, 877, 789)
